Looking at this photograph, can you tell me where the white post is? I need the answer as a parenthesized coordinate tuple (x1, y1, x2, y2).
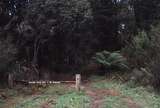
(76, 74, 81, 91)
(8, 73, 14, 88)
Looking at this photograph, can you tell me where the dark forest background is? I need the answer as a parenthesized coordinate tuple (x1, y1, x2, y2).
(0, 0, 160, 89)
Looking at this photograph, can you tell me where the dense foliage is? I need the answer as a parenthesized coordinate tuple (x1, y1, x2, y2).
(0, 0, 160, 89)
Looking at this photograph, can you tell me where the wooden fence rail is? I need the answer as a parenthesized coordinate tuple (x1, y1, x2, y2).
(14, 74, 82, 91)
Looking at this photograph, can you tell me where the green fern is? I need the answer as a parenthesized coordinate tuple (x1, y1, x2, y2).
(93, 50, 128, 71)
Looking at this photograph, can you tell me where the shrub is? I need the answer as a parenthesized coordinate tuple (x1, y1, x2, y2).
(122, 31, 152, 68)
(123, 23, 160, 88)
(122, 24, 160, 68)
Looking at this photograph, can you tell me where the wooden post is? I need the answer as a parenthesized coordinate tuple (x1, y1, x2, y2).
(8, 73, 14, 88)
(76, 74, 81, 91)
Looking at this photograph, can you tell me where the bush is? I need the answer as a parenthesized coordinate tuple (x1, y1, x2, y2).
(123, 24, 160, 68)
(123, 23, 160, 88)
(122, 31, 152, 68)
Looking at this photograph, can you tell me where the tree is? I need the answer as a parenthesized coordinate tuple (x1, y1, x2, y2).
(132, 0, 160, 31)
(16, 0, 93, 78)
(0, 38, 17, 84)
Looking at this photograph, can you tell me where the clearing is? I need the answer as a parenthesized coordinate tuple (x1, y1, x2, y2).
(0, 76, 160, 108)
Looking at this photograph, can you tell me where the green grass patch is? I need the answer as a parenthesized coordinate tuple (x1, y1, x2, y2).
(2, 84, 76, 108)
(55, 92, 90, 108)
(14, 91, 90, 108)
(92, 80, 160, 108)
(121, 86, 160, 108)
(104, 96, 128, 108)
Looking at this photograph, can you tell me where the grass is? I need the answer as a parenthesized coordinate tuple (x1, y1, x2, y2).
(104, 96, 128, 108)
(120, 86, 160, 108)
(13, 86, 90, 108)
(14, 91, 90, 108)
(91, 77, 160, 108)
(1, 84, 76, 108)
(14, 95, 55, 108)
(55, 92, 90, 108)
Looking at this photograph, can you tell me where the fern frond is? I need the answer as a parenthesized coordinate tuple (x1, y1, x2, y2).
(93, 50, 129, 72)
